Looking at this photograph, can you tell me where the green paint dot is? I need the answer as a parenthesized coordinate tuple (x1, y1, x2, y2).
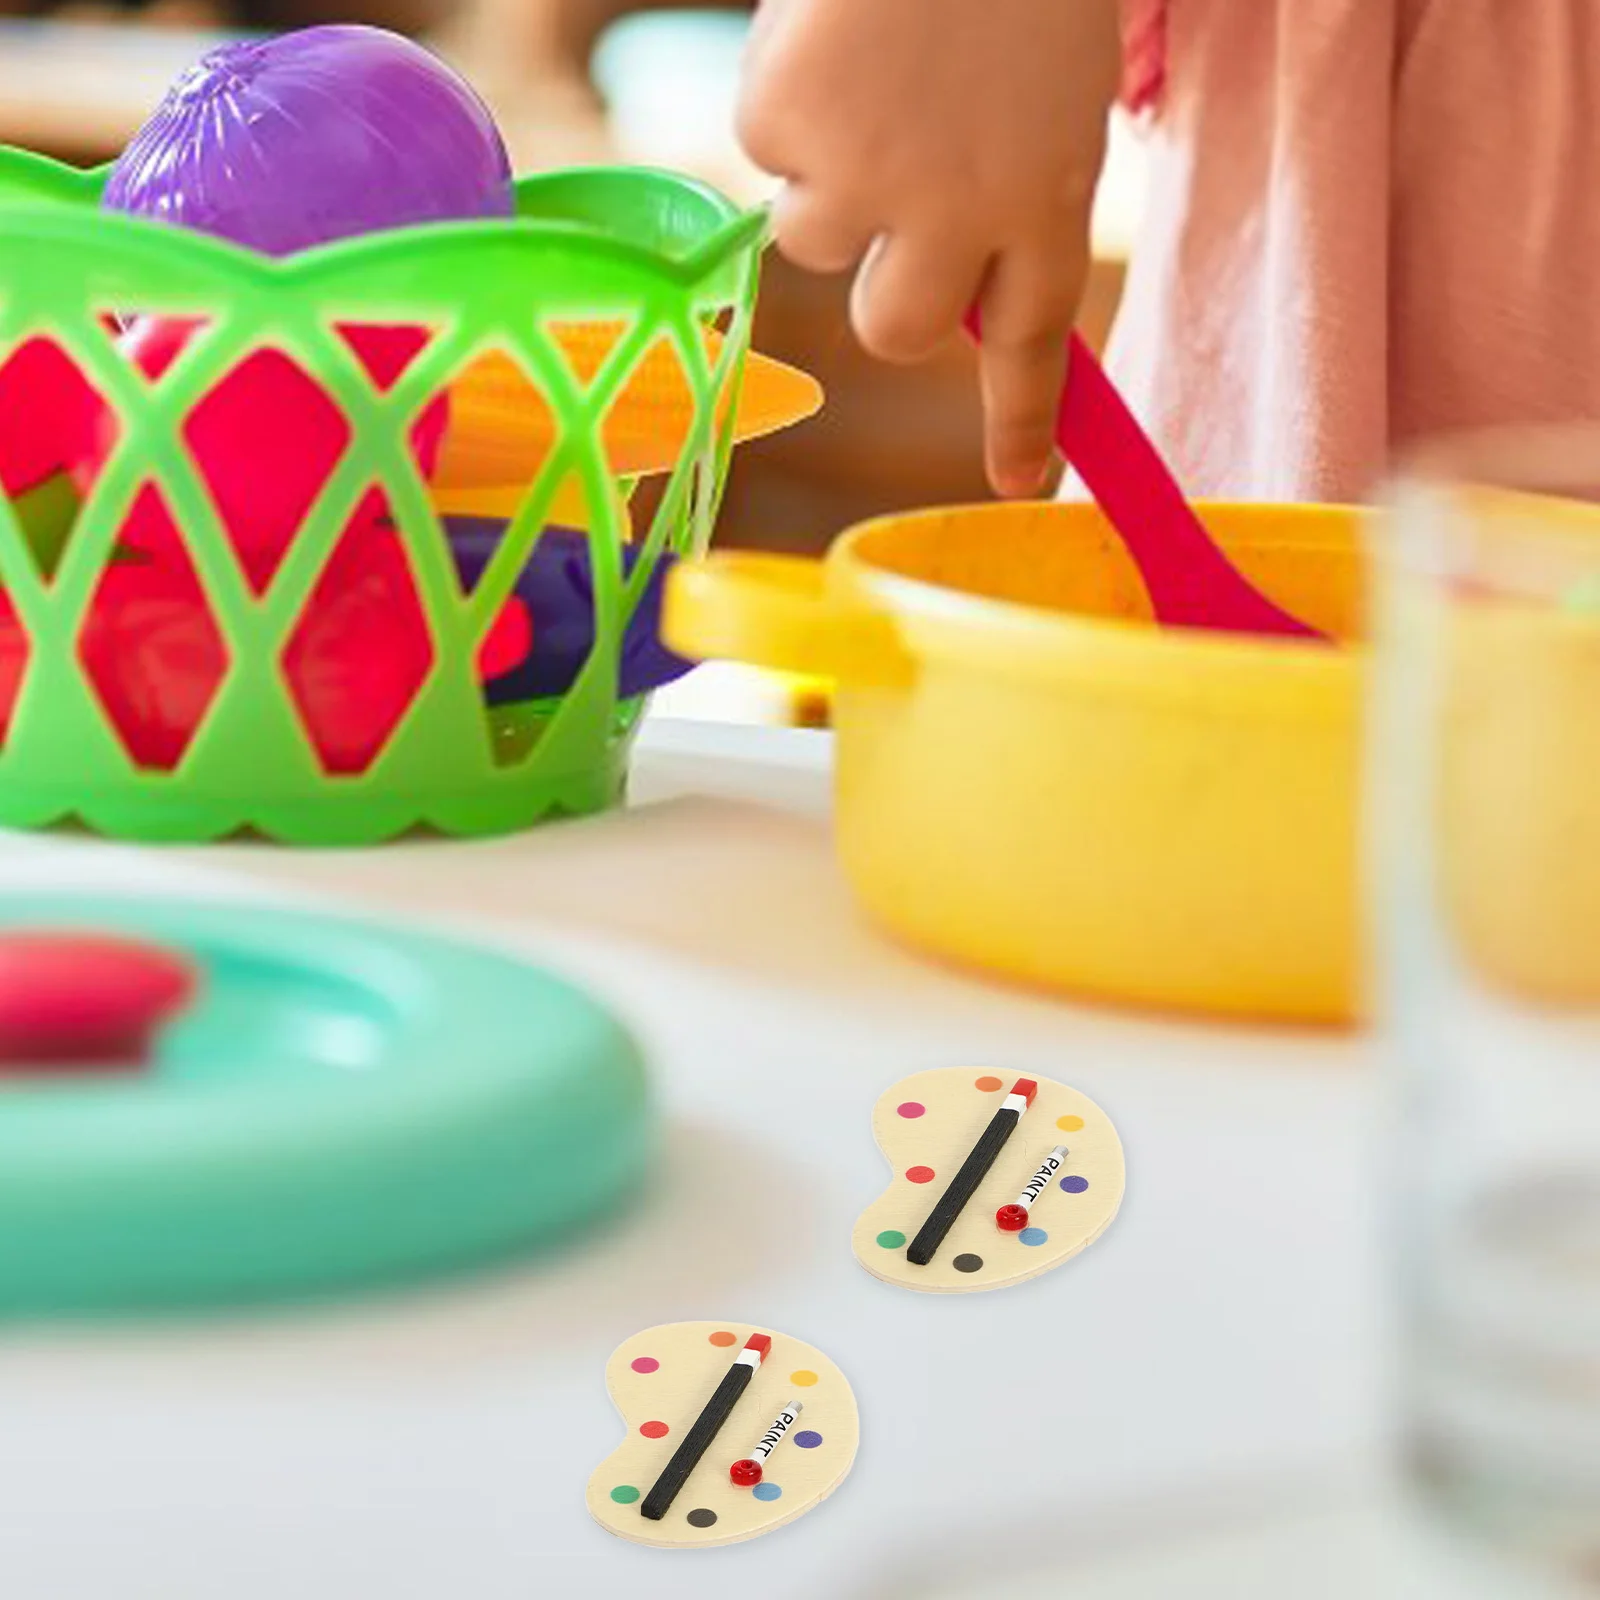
(876, 1229, 906, 1249)
(610, 1485, 640, 1504)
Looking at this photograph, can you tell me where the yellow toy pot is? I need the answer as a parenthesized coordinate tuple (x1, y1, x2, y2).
(1413, 486, 1600, 1006)
(666, 501, 1366, 1024)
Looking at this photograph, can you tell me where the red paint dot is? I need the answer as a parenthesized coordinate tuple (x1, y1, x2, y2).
(906, 1165, 936, 1183)
(975, 1075, 1003, 1092)
(708, 1330, 737, 1347)
(639, 1420, 669, 1439)
(896, 1101, 926, 1119)
(630, 1357, 659, 1374)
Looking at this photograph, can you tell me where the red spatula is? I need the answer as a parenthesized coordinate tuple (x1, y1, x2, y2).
(965, 311, 1323, 639)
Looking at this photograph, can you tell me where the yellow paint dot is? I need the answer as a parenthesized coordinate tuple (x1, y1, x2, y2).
(1057, 1115, 1085, 1132)
(790, 1369, 819, 1387)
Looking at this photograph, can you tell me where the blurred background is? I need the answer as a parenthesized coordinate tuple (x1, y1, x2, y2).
(4, 15, 1599, 1600)
(0, 0, 1146, 725)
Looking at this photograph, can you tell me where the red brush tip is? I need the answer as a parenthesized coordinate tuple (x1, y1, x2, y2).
(1011, 1078, 1038, 1107)
(995, 1204, 1029, 1232)
(730, 1458, 763, 1487)
(744, 1334, 772, 1360)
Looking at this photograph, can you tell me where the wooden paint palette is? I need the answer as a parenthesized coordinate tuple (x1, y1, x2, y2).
(853, 1068, 1124, 1294)
(587, 1321, 858, 1548)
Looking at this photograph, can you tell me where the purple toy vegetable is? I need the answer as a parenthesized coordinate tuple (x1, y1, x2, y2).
(103, 25, 514, 255)
(445, 518, 694, 703)
(92, 28, 515, 591)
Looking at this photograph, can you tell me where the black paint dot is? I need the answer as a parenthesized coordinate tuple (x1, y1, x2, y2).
(953, 1253, 984, 1273)
(686, 1508, 718, 1529)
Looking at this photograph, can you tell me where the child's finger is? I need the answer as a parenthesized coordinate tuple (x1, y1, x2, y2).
(849, 232, 986, 365)
(770, 183, 876, 275)
(975, 241, 1086, 497)
(735, 3, 814, 178)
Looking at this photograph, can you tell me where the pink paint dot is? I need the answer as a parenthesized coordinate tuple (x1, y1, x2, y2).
(896, 1101, 926, 1119)
(639, 1420, 669, 1439)
(631, 1357, 659, 1374)
(906, 1165, 935, 1183)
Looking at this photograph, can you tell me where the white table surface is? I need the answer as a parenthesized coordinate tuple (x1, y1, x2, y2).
(0, 718, 1538, 1598)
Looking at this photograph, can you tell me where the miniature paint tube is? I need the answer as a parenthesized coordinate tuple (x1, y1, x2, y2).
(996, 1145, 1069, 1232)
(729, 1399, 804, 1486)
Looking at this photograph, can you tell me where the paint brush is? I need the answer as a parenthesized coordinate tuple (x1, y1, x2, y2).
(906, 1078, 1037, 1266)
(640, 1333, 770, 1521)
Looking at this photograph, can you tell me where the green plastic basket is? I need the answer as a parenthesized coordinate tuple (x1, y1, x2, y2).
(0, 148, 766, 844)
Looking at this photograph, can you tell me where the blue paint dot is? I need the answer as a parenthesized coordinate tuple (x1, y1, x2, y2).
(1060, 1175, 1089, 1194)
(1018, 1226, 1048, 1246)
(752, 1481, 782, 1501)
(794, 1430, 822, 1449)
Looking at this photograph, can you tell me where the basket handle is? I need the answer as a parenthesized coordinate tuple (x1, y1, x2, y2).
(663, 552, 910, 683)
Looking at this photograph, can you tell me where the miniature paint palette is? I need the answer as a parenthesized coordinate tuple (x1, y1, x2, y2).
(853, 1068, 1124, 1293)
(588, 1321, 858, 1548)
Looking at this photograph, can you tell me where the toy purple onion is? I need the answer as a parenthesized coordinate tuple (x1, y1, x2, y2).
(103, 25, 514, 256)
(94, 28, 515, 588)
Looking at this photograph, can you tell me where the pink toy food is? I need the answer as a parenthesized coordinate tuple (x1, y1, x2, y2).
(0, 930, 198, 1068)
(72, 317, 446, 594)
(0, 338, 99, 500)
(0, 512, 529, 773)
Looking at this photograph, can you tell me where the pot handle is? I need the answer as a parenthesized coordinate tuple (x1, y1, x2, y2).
(664, 552, 909, 682)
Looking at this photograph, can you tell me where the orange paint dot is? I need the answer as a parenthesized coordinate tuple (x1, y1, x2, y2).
(1057, 1115, 1085, 1132)
(639, 1420, 669, 1439)
(708, 1330, 737, 1347)
(975, 1075, 1003, 1092)
(790, 1369, 818, 1387)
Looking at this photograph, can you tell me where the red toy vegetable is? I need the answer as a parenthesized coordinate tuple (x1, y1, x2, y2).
(0, 931, 198, 1069)
(0, 521, 531, 772)
(73, 317, 446, 594)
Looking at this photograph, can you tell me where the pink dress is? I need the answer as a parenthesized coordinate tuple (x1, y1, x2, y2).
(1109, 0, 1600, 502)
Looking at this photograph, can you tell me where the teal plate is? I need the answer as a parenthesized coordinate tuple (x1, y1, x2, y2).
(0, 895, 653, 1314)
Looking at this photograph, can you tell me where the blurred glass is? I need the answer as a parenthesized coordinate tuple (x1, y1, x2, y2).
(1377, 428, 1600, 1588)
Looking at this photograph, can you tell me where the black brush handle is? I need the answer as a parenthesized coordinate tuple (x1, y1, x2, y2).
(906, 1106, 1020, 1266)
(640, 1360, 755, 1521)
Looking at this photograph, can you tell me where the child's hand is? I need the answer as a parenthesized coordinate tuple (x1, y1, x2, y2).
(737, 0, 1120, 498)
